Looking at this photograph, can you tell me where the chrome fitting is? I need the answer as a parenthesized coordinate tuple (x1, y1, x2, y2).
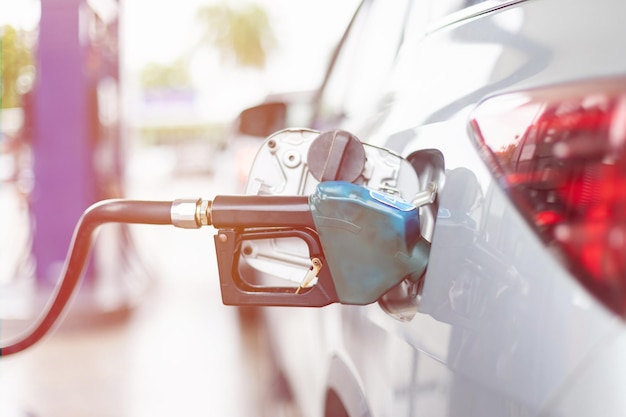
(198, 199, 212, 226)
(171, 198, 212, 228)
(411, 182, 438, 208)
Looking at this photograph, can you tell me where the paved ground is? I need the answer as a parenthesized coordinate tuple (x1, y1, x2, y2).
(0, 145, 268, 417)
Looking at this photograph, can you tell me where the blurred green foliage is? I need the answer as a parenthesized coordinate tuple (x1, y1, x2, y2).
(196, 2, 276, 69)
(140, 57, 191, 90)
(1, 25, 35, 109)
(139, 2, 275, 91)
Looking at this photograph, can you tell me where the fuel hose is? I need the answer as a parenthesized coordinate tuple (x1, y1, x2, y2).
(0, 200, 172, 356)
(0, 195, 314, 356)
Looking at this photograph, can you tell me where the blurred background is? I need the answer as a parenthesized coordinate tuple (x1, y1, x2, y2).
(0, 0, 359, 415)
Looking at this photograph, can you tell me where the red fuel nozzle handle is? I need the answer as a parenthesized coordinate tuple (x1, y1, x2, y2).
(211, 195, 315, 229)
(206, 196, 339, 307)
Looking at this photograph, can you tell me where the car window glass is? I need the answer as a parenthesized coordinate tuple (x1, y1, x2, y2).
(314, 0, 412, 132)
(352, 0, 430, 144)
(366, 0, 518, 144)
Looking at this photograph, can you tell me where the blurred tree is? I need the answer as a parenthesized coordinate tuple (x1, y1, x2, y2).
(140, 57, 192, 90)
(195, 2, 276, 69)
(1, 25, 36, 108)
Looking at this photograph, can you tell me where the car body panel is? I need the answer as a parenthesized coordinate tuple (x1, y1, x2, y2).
(255, 0, 626, 416)
(549, 328, 626, 417)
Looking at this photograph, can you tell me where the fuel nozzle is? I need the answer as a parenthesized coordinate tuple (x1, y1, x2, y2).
(213, 181, 430, 307)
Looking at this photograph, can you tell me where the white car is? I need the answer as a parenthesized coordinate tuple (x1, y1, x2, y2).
(231, 0, 626, 417)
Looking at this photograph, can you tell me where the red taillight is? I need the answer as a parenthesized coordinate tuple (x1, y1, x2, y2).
(470, 77, 626, 316)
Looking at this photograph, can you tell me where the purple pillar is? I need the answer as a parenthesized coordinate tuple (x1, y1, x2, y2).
(32, 0, 98, 285)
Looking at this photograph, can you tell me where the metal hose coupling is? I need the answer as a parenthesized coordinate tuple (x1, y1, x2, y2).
(171, 198, 212, 228)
